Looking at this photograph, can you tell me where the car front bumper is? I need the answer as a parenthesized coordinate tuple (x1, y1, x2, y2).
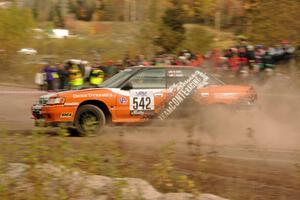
(32, 104, 43, 119)
(32, 104, 76, 127)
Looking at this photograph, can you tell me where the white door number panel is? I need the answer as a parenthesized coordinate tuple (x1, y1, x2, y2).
(130, 90, 155, 111)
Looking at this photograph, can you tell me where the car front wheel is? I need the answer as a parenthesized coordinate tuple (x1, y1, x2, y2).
(74, 104, 106, 136)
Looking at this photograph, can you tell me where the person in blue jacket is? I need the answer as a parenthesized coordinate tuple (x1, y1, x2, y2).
(43, 64, 58, 91)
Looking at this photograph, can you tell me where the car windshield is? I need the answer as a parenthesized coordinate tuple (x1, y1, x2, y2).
(99, 68, 138, 88)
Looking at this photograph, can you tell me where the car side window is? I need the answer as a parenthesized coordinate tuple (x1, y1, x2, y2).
(128, 69, 166, 89)
(166, 68, 223, 88)
(166, 68, 194, 88)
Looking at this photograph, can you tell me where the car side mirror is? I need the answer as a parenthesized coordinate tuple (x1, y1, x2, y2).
(121, 82, 133, 90)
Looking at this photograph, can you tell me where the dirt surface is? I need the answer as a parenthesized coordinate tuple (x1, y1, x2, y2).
(0, 85, 47, 129)
(1, 83, 300, 200)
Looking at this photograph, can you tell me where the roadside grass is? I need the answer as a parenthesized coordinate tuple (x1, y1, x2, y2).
(0, 126, 299, 199)
(149, 141, 200, 195)
(0, 128, 204, 199)
(182, 24, 236, 53)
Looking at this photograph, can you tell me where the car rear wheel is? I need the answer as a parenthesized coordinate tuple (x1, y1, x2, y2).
(75, 105, 106, 136)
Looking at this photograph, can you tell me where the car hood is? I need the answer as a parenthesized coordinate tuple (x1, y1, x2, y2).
(56, 88, 107, 96)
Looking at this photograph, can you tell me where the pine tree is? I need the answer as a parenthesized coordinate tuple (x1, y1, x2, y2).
(68, 0, 97, 21)
(154, 0, 186, 52)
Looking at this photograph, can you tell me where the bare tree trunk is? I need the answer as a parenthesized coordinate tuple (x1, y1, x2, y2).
(124, 0, 130, 21)
(60, 0, 68, 17)
(214, 0, 223, 40)
(136, 0, 144, 21)
(130, 0, 137, 21)
(215, 10, 221, 32)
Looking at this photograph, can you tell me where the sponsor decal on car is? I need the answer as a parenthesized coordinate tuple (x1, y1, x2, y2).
(167, 70, 184, 77)
(73, 93, 113, 98)
(119, 96, 128, 104)
(158, 71, 209, 120)
(131, 110, 146, 115)
(60, 113, 72, 118)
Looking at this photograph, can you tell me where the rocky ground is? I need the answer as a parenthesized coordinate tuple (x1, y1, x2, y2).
(1, 163, 227, 200)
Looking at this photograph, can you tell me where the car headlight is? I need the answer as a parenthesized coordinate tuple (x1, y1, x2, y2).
(47, 97, 65, 105)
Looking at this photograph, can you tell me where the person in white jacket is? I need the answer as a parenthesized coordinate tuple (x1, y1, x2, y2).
(35, 72, 46, 90)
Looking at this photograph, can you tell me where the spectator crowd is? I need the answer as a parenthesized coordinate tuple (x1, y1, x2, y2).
(35, 40, 298, 91)
(209, 40, 296, 73)
(35, 59, 119, 91)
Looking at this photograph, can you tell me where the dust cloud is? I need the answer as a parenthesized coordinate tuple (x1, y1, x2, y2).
(109, 75, 300, 153)
(186, 75, 300, 151)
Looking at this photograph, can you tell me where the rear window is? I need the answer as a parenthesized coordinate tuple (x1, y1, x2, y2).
(166, 68, 196, 88)
(166, 68, 224, 88)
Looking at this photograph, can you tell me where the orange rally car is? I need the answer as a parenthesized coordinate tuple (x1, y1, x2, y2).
(32, 66, 257, 134)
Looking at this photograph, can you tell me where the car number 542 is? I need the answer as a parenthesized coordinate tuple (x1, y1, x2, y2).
(130, 90, 155, 111)
(132, 97, 152, 110)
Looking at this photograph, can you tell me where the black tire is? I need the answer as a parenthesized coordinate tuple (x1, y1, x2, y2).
(74, 104, 106, 136)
